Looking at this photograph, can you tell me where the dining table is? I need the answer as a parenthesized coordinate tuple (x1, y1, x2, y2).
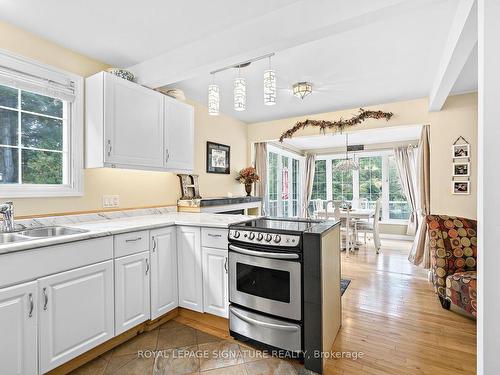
(315, 207, 376, 251)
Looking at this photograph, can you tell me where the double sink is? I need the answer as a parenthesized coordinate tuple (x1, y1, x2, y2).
(0, 226, 89, 244)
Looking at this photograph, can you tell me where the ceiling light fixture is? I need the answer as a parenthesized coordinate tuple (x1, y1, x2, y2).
(293, 81, 312, 99)
(207, 53, 275, 115)
(334, 133, 360, 172)
(263, 56, 276, 106)
(207, 74, 219, 116)
(233, 67, 246, 111)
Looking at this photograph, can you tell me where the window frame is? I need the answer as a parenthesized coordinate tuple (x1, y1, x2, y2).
(315, 149, 411, 223)
(0, 49, 83, 198)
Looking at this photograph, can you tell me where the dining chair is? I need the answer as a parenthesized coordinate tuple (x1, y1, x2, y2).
(325, 200, 355, 252)
(355, 199, 381, 253)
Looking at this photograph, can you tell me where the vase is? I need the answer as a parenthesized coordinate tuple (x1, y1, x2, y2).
(244, 183, 252, 197)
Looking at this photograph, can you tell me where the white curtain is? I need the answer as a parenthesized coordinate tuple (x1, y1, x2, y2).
(301, 153, 316, 218)
(254, 142, 268, 215)
(393, 146, 418, 235)
(408, 125, 431, 267)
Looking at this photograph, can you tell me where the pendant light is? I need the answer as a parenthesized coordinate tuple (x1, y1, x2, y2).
(334, 133, 359, 172)
(208, 74, 220, 116)
(233, 67, 246, 111)
(263, 56, 276, 105)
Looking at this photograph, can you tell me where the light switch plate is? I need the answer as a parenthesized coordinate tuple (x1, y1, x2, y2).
(102, 195, 120, 208)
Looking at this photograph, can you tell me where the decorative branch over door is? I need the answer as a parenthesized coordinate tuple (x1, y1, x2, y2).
(279, 108, 394, 142)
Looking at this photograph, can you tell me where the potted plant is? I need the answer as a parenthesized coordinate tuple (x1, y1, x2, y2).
(236, 167, 260, 196)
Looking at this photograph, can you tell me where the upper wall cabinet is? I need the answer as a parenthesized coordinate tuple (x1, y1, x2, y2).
(85, 72, 194, 172)
(164, 95, 194, 171)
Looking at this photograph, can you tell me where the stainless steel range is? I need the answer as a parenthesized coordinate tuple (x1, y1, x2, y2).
(228, 217, 343, 374)
(227, 218, 321, 357)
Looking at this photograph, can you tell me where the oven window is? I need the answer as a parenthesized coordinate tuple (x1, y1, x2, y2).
(236, 263, 290, 303)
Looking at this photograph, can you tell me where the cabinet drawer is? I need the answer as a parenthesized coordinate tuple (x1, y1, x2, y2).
(114, 230, 149, 257)
(201, 228, 228, 249)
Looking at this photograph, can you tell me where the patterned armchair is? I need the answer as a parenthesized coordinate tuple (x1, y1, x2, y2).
(426, 215, 477, 317)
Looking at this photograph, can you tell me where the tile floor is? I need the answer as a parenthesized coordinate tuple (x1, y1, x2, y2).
(70, 320, 314, 375)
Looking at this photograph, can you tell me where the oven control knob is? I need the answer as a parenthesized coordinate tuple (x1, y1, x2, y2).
(248, 232, 255, 240)
(233, 231, 241, 239)
(274, 235, 282, 243)
(265, 234, 272, 242)
(257, 233, 264, 241)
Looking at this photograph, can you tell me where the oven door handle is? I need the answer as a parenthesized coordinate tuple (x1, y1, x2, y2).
(229, 306, 300, 332)
(228, 245, 299, 259)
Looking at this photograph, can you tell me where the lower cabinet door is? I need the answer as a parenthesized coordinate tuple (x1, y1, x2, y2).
(202, 247, 229, 318)
(115, 251, 151, 335)
(177, 226, 203, 312)
(38, 261, 114, 374)
(0, 281, 38, 375)
(150, 227, 178, 319)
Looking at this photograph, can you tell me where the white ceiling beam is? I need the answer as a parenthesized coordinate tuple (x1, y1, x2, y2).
(428, 0, 477, 111)
(128, 0, 441, 88)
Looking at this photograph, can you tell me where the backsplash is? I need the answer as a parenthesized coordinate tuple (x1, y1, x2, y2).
(9, 206, 177, 231)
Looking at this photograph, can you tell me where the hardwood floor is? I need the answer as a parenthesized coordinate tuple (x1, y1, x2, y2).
(325, 238, 476, 375)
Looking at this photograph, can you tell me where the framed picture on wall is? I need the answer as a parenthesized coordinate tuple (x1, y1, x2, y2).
(206, 141, 230, 174)
(452, 143, 470, 158)
(452, 181, 470, 195)
(453, 162, 470, 177)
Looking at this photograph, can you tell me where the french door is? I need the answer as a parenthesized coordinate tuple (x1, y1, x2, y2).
(266, 145, 303, 218)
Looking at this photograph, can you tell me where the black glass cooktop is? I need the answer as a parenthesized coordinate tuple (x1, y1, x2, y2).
(232, 218, 322, 233)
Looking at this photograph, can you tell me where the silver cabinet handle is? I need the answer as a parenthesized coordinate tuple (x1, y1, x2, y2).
(230, 306, 300, 332)
(106, 139, 112, 157)
(152, 237, 156, 252)
(224, 257, 228, 274)
(28, 293, 34, 318)
(125, 237, 142, 243)
(42, 288, 48, 311)
(165, 149, 170, 163)
(145, 258, 150, 275)
(208, 233, 222, 238)
(228, 245, 299, 260)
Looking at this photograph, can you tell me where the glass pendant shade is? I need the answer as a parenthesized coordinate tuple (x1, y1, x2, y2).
(293, 82, 312, 99)
(263, 69, 276, 105)
(234, 77, 246, 111)
(208, 84, 220, 116)
(335, 158, 359, 172)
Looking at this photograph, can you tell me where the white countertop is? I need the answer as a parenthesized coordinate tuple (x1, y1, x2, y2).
(0, 212, 253, 255)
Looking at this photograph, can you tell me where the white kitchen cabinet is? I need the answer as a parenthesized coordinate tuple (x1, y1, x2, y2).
(114, 251, 151, 335)
(38, 260, 114, 374)
(164, 95, 194, 172)
(150, 227, 178, 319)
(86, 71, 194, 172)
(0, 281, 38, 375)
(202, 247, 229, 318)
(177, 226, 203, 312)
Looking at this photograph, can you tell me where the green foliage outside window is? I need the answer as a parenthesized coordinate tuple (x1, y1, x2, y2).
(0, 84, 65, 185)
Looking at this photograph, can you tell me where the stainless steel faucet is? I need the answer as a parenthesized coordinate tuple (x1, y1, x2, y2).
(0, 201, 14, 232)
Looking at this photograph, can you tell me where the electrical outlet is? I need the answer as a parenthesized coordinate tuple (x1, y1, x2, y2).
(102, 195, 120, 208)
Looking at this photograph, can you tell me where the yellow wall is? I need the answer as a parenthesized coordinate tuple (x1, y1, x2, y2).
(0, 21, 247, 216)
(248, 93, 478, 219)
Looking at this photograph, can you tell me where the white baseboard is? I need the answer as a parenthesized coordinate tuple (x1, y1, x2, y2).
(380, 233, 414, 241)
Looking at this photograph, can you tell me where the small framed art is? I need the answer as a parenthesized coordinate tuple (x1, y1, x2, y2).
(452, 143, 470, 159)
(206, 141, 230, 174)
(453, 162, 470, 177)
(452, 181, 470, 195)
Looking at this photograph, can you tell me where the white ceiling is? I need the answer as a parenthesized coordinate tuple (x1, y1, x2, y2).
(163, 0, 476, 122)
(0, 0, 300, 66)
(0, 0, 478, 123)
(283, 125, 422, 151)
